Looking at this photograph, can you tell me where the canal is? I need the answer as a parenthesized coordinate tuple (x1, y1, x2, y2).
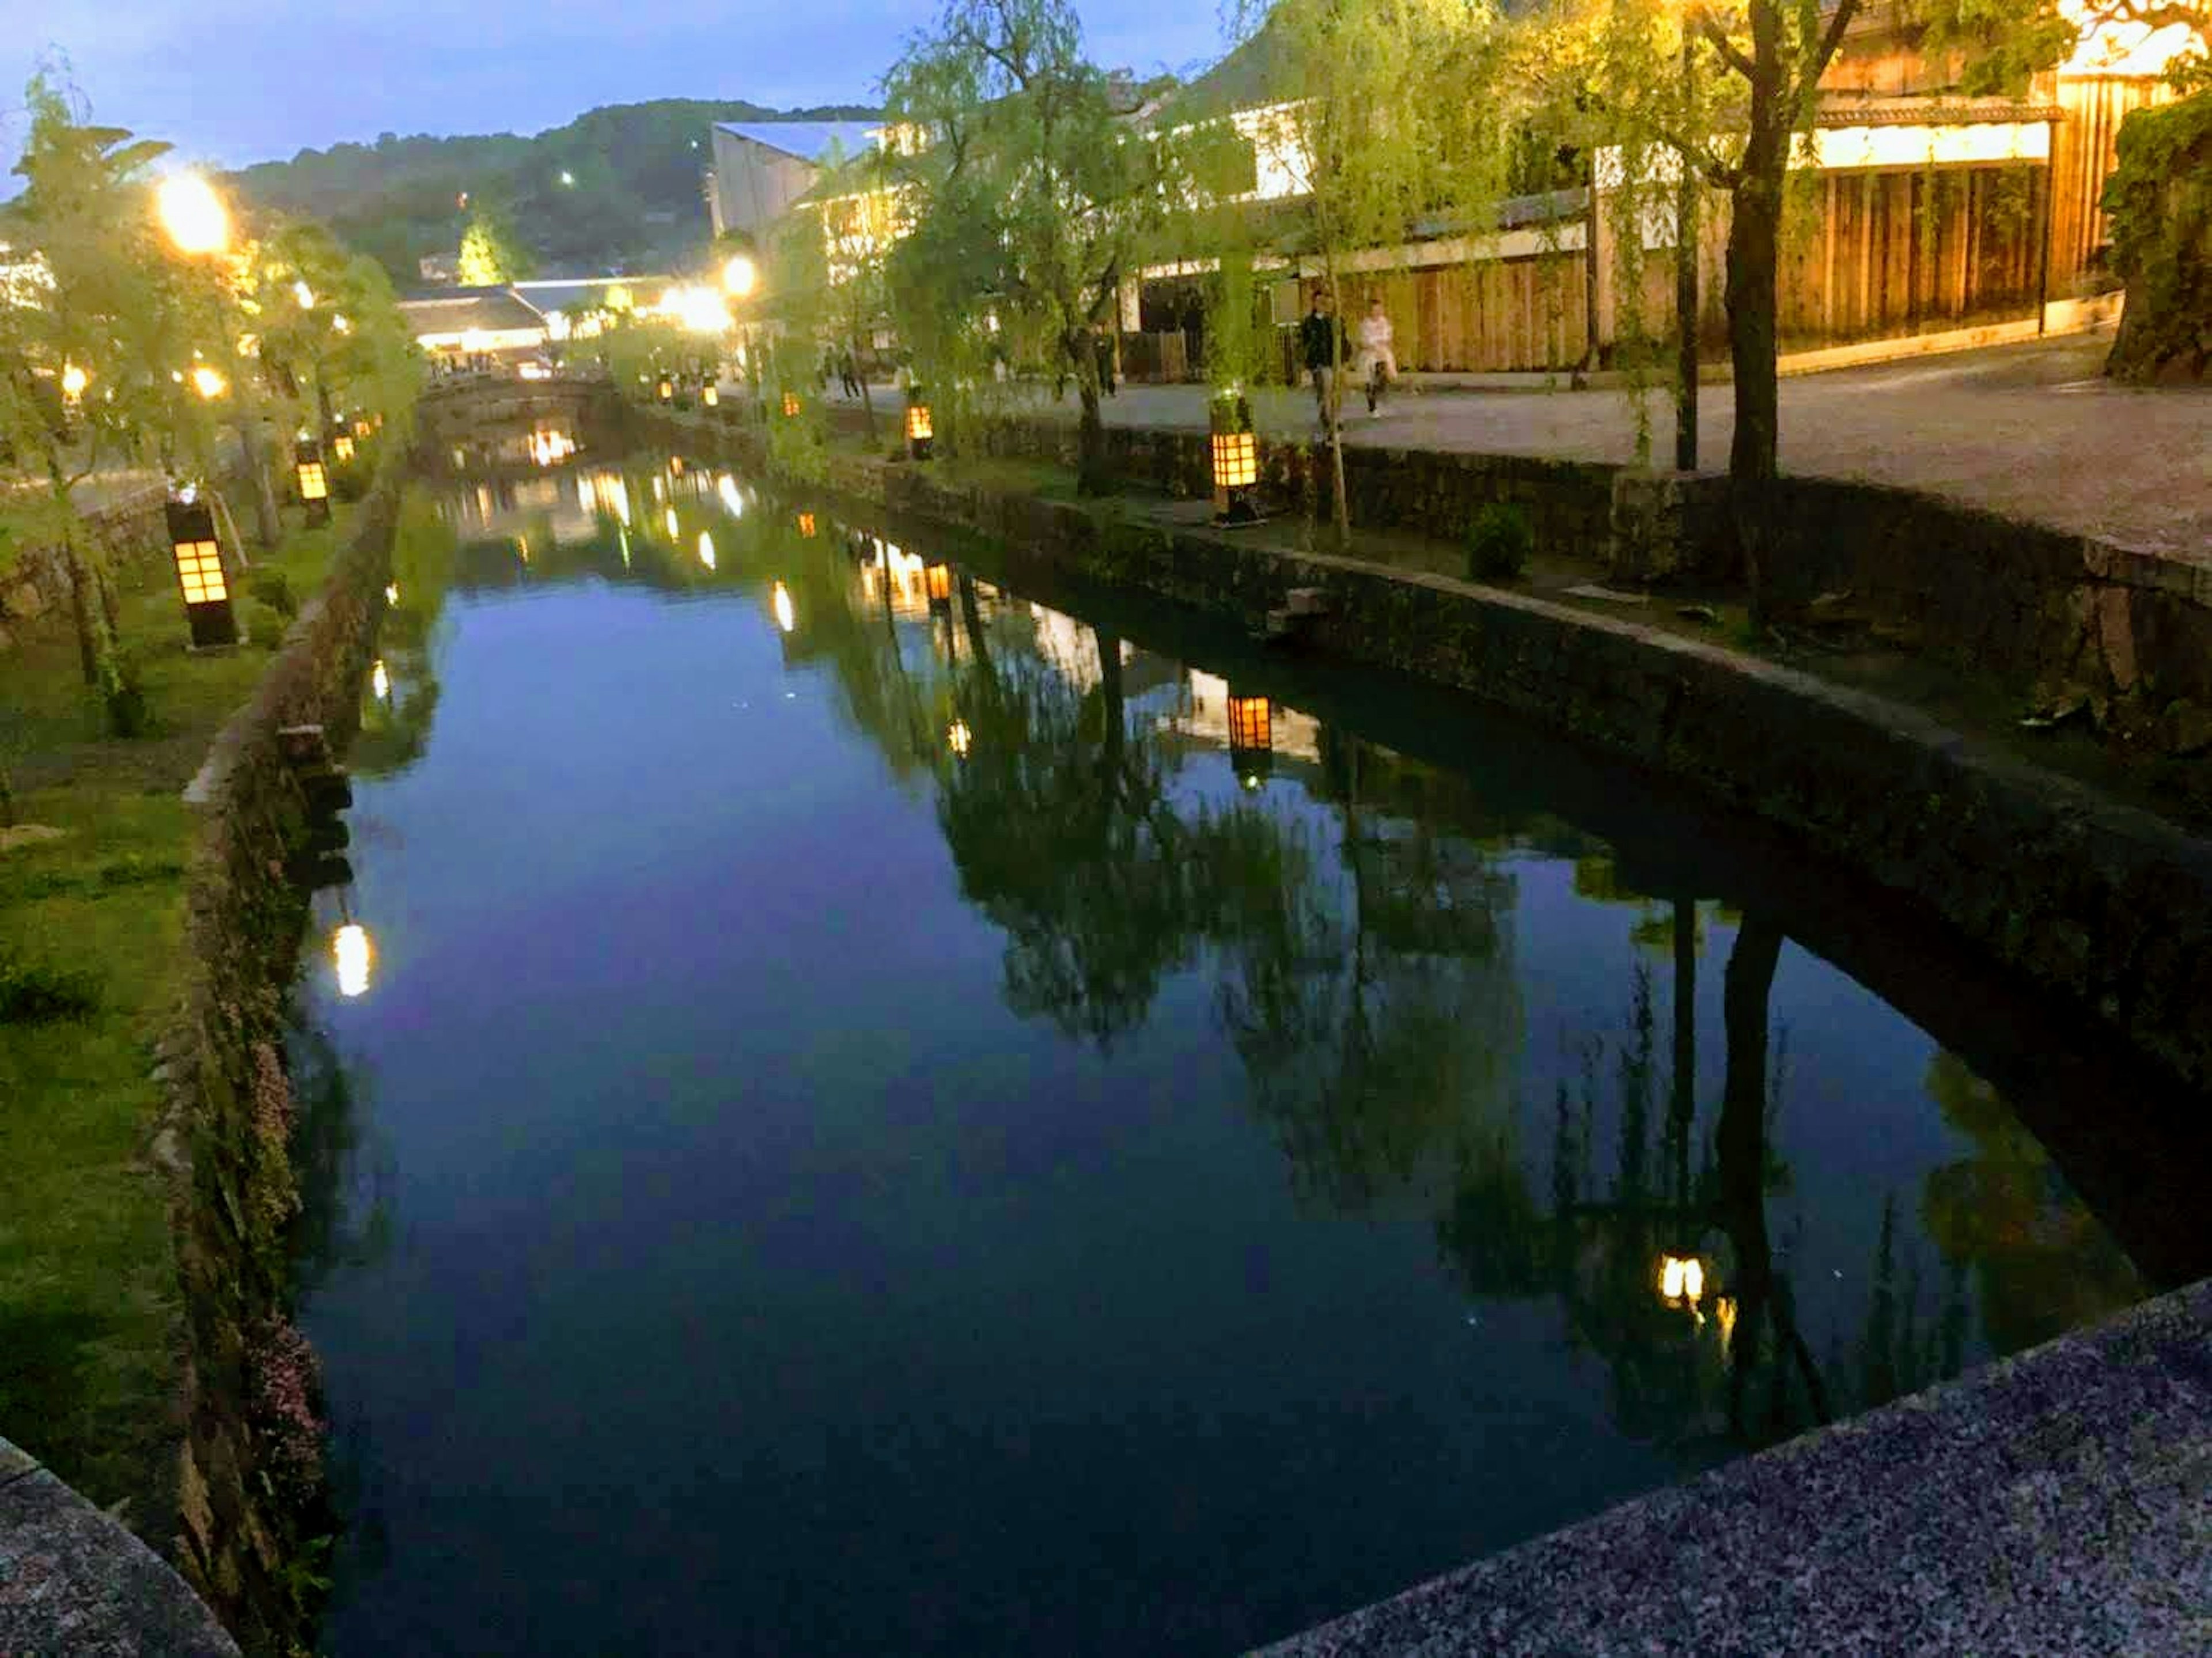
(292, 439, 2171, 1656)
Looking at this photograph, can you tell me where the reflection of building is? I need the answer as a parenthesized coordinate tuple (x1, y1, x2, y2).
(1176, 671, 1321, 764)
(706, 122, 881, 240)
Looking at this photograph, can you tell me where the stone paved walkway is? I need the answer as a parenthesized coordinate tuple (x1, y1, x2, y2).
(850, 334, 2212, 560)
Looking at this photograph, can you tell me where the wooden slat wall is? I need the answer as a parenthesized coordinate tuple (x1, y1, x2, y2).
(1306, 254, 1590, 373)
(2049, 75, 2172, 293)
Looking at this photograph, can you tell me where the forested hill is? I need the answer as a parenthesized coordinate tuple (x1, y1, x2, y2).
(233, 98, 880, 284)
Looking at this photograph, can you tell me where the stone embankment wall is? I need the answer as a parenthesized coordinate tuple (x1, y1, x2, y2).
(154, 478, 402, 1653)
(923, 409, 2212, 716)
(0, 483, 170, 657)
(676, 406, 2212, 1097)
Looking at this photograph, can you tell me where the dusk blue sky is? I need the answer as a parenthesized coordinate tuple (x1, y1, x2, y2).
(6, 2, 1236, 170)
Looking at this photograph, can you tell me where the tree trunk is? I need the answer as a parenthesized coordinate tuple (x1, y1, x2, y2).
(46, 461, 102, 686)
(1717, 913, 1783, 1437)
(957, 573, 991, 669)
(1669, 896, 1697, 1203)
(241, 420, 282, 548)
(1075, 375, 1111, 498)
(854, 333, 877, 442)
(1323, 261, 1351, 551)
(1725, 162, 1782, 487)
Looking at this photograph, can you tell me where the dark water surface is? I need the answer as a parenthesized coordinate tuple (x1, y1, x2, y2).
(294, 449, 2164, 1656)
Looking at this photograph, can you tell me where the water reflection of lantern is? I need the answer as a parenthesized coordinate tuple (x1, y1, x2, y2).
(797, 512, 817, 538)
(1658, 1254, 1706, 1309)
(670, 456, 685, 477)
(698, 530, 717, 571)
(718, 476, 744, 517)
(166, 494, 237, 648)
(781, 390, 802, 419)
(1226, 691, 1272, 790)
(1209, 388, 1260, 526)
(1715, 1295, 1738, 1353)
(664, 507, 680, 541)
(772, 581, 796, 633)
(926, 563, 952, 612)
(948, 719, 972, 758)
(333, 921, 373, 999)
(905, 388, 934, 460)
(370, 659, 391, 701)
(295, 439, 331, 526)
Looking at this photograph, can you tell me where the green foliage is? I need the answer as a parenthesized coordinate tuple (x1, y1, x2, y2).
(250, 569, 298, 618)
(247, 602, 287, 651)
(458, 206, 533, 284)
(1913, 1, 2206, 96)
(1465, 501, 1533, 581)
(2103, 89, 2212, 382)
(0, 951, 101, 1023)
(99, 650, 152, 738)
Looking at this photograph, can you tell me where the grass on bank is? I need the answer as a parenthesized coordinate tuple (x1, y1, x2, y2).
(0, 501, 349, 1527)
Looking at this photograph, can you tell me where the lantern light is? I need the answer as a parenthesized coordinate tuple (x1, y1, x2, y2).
(294, 440, 331, 526)
(664, 506, 680, 541)
(166, 495, 238, 648)
(772, 582, 796, 634)
(926, 563, 953, 611)
(1658, 1254, 1706, 1309)
(60, 362, 89, 400)
(781, 390, 801, 419)
(905, 387, 934, 461)
(354, 418, 372, 438)
(948, 719, 972, 758)
(703, 383, 719, 408)
(658, 378, 675, 402)
(722, 254, 758, 299)
(698, 530, 717, 571)
(797, 512, 817, 538)
(1226, 691, 1272, 790)
(293, 279, 316, 310)
(332, 921, 373, 999)
(1210, 389, 1262, 526)
(370, 659, 391, 701)
(333, 433, 357, 462)
(385, 583, 400, 605)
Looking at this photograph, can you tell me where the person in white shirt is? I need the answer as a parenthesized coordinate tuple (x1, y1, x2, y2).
(1357, 296, 1397, 418)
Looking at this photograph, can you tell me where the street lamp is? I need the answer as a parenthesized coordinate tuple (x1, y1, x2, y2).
(722, 254, 758, 299)
(1210, 387, 1261, 525)
(166, 492, 238, 648)
(294, 438, 331, 526)
(157, 173, 230, 256)
(191, 365, 227, 400)
(905, 386, 934, 460)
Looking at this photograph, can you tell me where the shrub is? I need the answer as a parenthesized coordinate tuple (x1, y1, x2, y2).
(100, 652, 153, 738)
(1465, 501, 1533, 582)
(0, 953, 101, 1023)
(247, 602, 287, 651)
(331, 464, 372, 504)
(250, 570, 298, 619)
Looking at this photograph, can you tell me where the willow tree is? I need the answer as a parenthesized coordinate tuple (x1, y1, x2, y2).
(1232, 0, 1518, 548)
(0, 77, 198, 690)
(885, 0, 1192, 495)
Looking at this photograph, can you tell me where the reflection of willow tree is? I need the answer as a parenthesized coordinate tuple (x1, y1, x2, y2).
(1437, 919, 1835, 1451)
(354, 495, 457, 780)
(285, 1025, 392, 1296)
(938, 617, 1205, 1047)
(1215, 729, 1521, 1213)
(1920, 1052, 2143, 1359)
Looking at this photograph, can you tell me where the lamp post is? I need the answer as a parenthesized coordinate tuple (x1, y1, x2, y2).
(166, 491, 238, 648)
(905, 386, 934, 461)
(1674, 14, 1700, 475)
(1209, 387, 1261, 526)
(295, 437, 331, 526)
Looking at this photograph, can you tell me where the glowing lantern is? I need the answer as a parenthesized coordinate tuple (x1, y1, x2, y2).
(60, 362, 88, 401)
(722, 253, 758, 298)
(354, 418, 372, 439)
(294, 439, 330, 526)
(772, 581, 796, 634)
(385, 583, 400, 605)
(925, 563, 952, 612)
(333, 434, 357, 462)
(332, 921, 373, 999)
(781, 390, 801, 419)
(948, 719, 972, 758)
(166, 494, 237, 648)
(658, 378, 674, 402)
(1226, 690, 1271, 790)
(671, 456, 685, 477)
(1658, 1254, 1706, 1309)
(191, 365, 227, 400)
(370, 659, 391, 701)
(905, 388, 934, 461)
(797, 512, 817, 538)
(1210, 389, 1261, 526)
(703, 384, 719, 408)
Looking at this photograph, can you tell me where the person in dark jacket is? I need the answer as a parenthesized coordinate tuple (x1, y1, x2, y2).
(1299, 294, 1347, 430)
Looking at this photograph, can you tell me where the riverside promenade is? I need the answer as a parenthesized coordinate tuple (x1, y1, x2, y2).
(844, 333, 2211, 560)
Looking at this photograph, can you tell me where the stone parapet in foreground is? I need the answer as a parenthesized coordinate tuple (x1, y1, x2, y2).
(0, 1436, 238, 1657)
(1257, 1278, 2212, 1656)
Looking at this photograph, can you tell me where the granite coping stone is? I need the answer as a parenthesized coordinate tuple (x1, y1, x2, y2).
(1256, 1278, 2212, 1657)
(0, 1443, 240, 1657)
